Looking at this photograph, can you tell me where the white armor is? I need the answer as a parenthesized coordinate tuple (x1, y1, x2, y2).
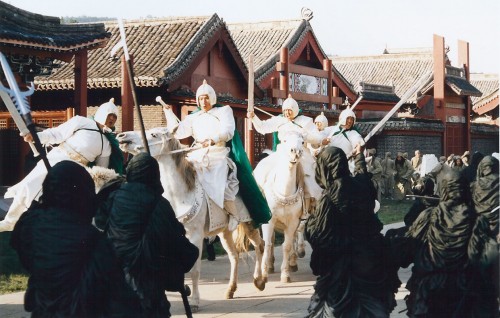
(163, 81, 238, 209)
(328, 108, 364, 157)
(252, 96, 322, 200)
(1, 100, 117, 232)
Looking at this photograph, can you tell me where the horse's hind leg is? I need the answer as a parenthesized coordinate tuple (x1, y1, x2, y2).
(242, 223, 266, 291)
(218, 228, 238, 299)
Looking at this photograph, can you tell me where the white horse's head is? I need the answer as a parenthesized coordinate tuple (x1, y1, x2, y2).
(117, 127, 177, 156)
(117, 127, 196, 191)
(278, 130, 304, 165)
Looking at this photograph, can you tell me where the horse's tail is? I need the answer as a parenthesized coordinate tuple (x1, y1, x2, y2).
(234, 223, 250, 254)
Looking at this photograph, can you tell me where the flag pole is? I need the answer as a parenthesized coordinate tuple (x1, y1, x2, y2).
(112, 18, 150, 154)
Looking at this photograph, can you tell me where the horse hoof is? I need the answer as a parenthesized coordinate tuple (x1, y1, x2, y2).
(290, 265, 298, 272)
(298, 250, 306, 258)
(280, 276, 291, 283)
(225, 290, 235, 299)
(191, 305, 199, 313)
(263, 276, 268, 283)
(254, 278, 266, 291)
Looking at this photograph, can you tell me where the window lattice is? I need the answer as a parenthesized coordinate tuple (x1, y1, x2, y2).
(52, 119, 65, 127)
(36, 119, 50, 128)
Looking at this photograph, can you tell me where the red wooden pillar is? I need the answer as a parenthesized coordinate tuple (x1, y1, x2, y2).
(271, 76, 278, 105)
(323, 58, 332, 109)
(458, 40, 471, 152)
(433, 35, 446, 154)
(74, 50, 88, 116)
(279, 47, 289, 99)
(121, 55, 134, 132)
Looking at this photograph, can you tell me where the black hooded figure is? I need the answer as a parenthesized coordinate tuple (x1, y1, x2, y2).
(305, 146, 399, 318)
(405, 163, 498, 317)
(466, 155, 499, 317)
(11, 160, 135, 317)
(105, 152, 198, 317)
(462, 151, 484, 185)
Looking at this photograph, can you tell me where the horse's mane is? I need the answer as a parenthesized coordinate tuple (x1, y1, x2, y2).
(165, 137, 197, 191)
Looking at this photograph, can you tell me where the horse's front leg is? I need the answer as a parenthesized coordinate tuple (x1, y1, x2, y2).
(218, 228, 238, 299)
(261, 221, 275, 282)
(186, 233, 203, 312)
(242, 222, 266, 291)
(281, 217, 300, 283)
(295, 219, 306, 258)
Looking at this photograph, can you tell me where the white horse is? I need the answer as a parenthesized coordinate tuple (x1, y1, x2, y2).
(255, 130, 307, 283)
(117, 127, 265, 312)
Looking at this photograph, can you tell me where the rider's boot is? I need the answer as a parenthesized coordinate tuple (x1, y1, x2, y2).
(224, 200, 239, 231)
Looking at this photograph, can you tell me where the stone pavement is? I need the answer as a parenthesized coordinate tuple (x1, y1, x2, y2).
(0, 219, 411, 318)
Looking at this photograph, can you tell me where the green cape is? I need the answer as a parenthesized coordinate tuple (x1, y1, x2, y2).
(229, 130, 271, 227)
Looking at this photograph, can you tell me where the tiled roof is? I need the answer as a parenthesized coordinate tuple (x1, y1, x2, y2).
(356, 117, 445, 135)
(331, 52, 434, 104)
(358, 82, 400, 103)
(470, 73, 499, 111)
(444, 66, 482, 97)
(35, 15, 224, 90)
(228, 19, 326, 85)
(0, 1, 109, 52)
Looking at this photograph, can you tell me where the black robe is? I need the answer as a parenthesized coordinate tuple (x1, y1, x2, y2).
(305, 147, 399, 318)
(105, 153, 198, 317)
(405, 164, 498, 317)
(11, 161, 138, 317)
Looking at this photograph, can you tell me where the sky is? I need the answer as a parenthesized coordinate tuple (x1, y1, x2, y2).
(5, 0, 500, 74)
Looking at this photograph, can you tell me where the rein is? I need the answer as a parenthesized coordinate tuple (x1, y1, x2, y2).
(133, 133, 210, 166)
(133, 137, 202, 155)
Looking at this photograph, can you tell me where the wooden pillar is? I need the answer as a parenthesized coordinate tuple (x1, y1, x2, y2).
(74, 50, 88, 116)
(332, 87, 339, 110)
(433, 34, 446, 154)
(458, 40, 471, 151)
(279, 47, 289, 98)
(271, 76, 279, 105)
(65, 107, 74, 120)
(121, 55, 134, 132)
(323, 58, 332, 109)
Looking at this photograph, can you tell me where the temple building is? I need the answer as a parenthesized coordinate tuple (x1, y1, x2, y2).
(0, 1, 497, 185)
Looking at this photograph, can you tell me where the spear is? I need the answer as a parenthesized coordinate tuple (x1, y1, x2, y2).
(363, 70, 433, 144)
(346, 70, 433, 160)
(0, 52, 50, 170)
(110, 18, 150, 154)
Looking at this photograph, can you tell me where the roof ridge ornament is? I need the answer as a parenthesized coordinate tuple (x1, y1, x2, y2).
(301, 7, 313, 21)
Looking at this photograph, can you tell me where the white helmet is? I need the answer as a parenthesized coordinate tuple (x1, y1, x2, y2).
(314, 112, 328, 129)
(338, 107, 356, 126)
(94, 98, 118, 126)
(282, 94, 299, 118)
(196, 79, 217, 107)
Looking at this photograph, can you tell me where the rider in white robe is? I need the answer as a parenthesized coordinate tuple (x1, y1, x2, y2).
(247, 95, 323, 212)
(0, 99, 119, 232)
(308, 112, 334, 157)
(326, 108, 364, 156)
(163, 81, 239, 225)
(325, 108, 365, 173)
